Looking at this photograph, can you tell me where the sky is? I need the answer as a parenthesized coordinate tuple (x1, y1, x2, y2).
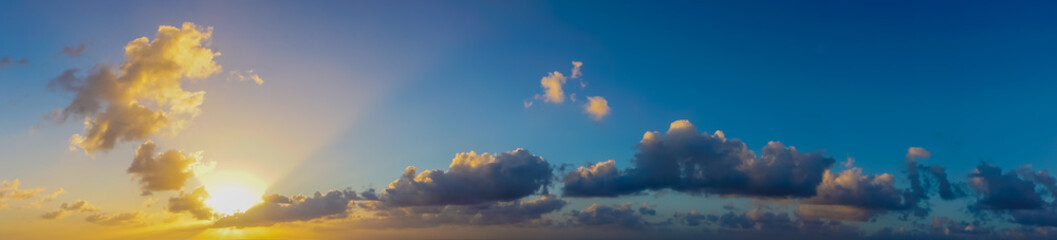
(2, 1, 1057, 239)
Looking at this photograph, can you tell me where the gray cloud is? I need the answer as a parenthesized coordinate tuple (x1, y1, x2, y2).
(0, 56, 28, 68)
(563, 120, 835, 198)
(41, 200, 98, 219)
(128, 141, 211, 195)
(213, 190, 359, 228)
(353, 195, 567, 229)
(968, 162, 1057, 227)
(567, 203, 660, 229)
(380, 149, 553, 206)
(62, 43, 87, 58)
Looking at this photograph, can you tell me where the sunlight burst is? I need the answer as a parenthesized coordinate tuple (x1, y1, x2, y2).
(199, 171, 266, 215)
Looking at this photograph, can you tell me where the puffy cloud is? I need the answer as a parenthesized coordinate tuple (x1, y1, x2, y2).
(567, 203, 659, 229)
(0, 56, 28, 68)
(128, 141, 213, 195)
(352, 195, 567, 228)
(563, 120, 835, 198)
(799, 168, 914, 221)
(535, 71, 567, 103)
(41, 200, 98, 219)
(968, 162, 1045, 210)
(48, 22, 222, 154)
(213, 190, 359, 228)
(968, 163, 1057, 227)
(168, 186, 215, 220)
(906, 147, 931, 159)
(62, 43, 87, 58)
(673, 210, 707, 226)
(380, 149, 553, 206)
(583, 96, 610, 121)
(85, 212, 143, 226)
(228, 70, 264, 85)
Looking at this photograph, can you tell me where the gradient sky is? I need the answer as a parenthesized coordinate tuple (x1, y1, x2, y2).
(3, 1, 1057, 239)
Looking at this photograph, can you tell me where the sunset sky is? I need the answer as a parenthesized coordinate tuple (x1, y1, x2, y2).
(4, 1, 1057, 239)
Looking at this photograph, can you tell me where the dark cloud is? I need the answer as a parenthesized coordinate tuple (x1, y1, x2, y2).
(673, 210, 706, 226)
(352, 195, 567, 228)
(380, 149, 553, 206)
(213, 190, 359, 228)
(0, 56, 28, 68)
(563, 120, 835, 198)
(567, 203, 660, 229)
(968, 163, 1057, 227)
(168, 186, 215, 220)
(128, 141, 211, 195)
(62, 43, 87, 57)
(968, 162, 1046, 210)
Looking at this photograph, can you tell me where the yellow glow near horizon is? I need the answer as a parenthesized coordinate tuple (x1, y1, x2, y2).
(199, 171, 266, 215)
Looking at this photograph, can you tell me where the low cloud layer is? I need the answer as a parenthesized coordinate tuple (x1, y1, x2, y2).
(41, 200, 98, 219)
(213, 190, 360, 227)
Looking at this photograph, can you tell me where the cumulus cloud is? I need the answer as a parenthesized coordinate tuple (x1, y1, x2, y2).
(967, 163, 1057, 227)
(168, 186, 215, 220)
(41, 200, 98, 219)
(535, 71, 568, 103)
(128, 141, 213, 195)
(563, 120, 835, 198)
(583, 96, 610, 121)
(213, 190, 359, 228)
(62, 43, 87, 58)
(571, 61, 583, 79)
(0, 56, 28, 68)
(380, 149, 553, 206)
(798, 167, 918, 221)
(47, 22, 222, 154)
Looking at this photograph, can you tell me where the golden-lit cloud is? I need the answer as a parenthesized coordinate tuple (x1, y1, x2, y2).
(128, 141, 214, 195)
(228, 70, 264, 85)
(85, 212, 145, 226)
(582, 96, 610, 121)
(0, 179, 49, 210)
(48, 22, 223, 154)
(535, 71, 567, 103)
(41, 200, 98, 220)
(168, 186, 215, 220)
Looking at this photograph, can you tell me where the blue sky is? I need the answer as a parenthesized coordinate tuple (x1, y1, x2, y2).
(3, 1, 1057, 239)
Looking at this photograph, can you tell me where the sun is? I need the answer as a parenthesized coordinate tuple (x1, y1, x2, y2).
(199, 171, 267, 215)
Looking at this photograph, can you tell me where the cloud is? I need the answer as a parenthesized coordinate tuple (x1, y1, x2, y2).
(351, 195, 567, 229)
(128, 141, 213, 195)
(583, 96, 611, 121)
(380, 149, 553, 206)
(567, 203, 659, 229)
(798, 168, 915, 221)
(85, 212, 143, 226)
(0, 56, 28, 68)
(0, 179, 46, 210)
(906, 147, 931, 159)
(673, 210, 707, 226)
(562, 120, 835, 198)
(41, 200, 98, 219)
(535, 71, 567, 103)
(228, 70, 264, 85)
(47, 22, 222, 154)
(571, 61, 583, 79)
(968, 162, 1045, 210)
(168, 186, 215, 220)
(213, 190, 359, 228)
(62, 43, 87, 58)
(22, 188, 64, 209)
(967, 163, 1057, 227)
